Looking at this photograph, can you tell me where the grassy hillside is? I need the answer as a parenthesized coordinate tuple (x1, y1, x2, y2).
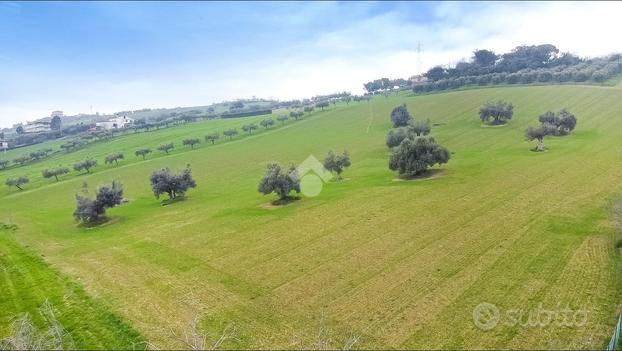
(1, 84, 621, 348)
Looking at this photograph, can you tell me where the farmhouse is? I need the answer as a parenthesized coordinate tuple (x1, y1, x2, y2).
(96, 116, 134, 130)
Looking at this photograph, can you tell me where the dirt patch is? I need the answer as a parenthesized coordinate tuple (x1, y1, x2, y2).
(480, 123, 508, 128)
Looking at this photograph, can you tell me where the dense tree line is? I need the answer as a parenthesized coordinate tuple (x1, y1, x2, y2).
(413, 45, 622, 94)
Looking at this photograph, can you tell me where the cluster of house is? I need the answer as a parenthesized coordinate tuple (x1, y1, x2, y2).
(94, 115, 134, 130)
(16, 113, 135, 135)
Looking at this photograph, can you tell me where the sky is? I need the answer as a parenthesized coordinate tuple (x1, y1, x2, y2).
(0, 1, 620, 128)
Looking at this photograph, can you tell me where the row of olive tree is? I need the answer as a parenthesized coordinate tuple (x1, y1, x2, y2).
(0, 148, 54, 170)
(258, 150, 352, 203)
(74, 166, 197, 225)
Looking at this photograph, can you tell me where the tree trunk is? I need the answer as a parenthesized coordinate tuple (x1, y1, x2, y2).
(54, 175, 59, 181)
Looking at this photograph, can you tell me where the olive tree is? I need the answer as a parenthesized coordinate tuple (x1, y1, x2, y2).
(13, 155, 30, 166)
(135, 148, 152, 159)
(386, 127, 411, 148)
(525, 125, 555, 151)
(205, 133, 220, 144)
(105, 153, 124, 166)
(183, 138, 201, 149)
(73, 159, 97, 173)
(390, 104, 413, 127)
(257, 163, 300, 202)
(303, 106, 315, 113)
(411, 119, 431, 136)
(277, 115, 288, 124)
(223, 129, 238, 140)
(0, 160, 8, 169)
(260, 118, 274, 129)
(389, 137, 450, 177)
(150, 166, 197, 201)
(242, 123, 258, 135)
(5, 176, 29, 190)
(479, 100, 514, 125)
(290, 111, 304, 120)
(538, 109, 577, 135)
(42, 167, 69, 181)
(158, 143, 174, 154)
(73, 181, 123, 224)
(316, 101, 329, 111)
(323, 150, 351, 180)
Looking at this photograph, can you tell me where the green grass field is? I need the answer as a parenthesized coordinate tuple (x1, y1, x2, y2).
(1, 84, 622, 349)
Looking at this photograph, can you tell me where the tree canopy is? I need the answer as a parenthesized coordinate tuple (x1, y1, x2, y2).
(183, 138, 201, 149)
(205, 133, 220, 144)
(242, 123, 258, 134)
(538, 109, 577, 135)
(74, 182, 123, 224)
(73, 159, 97, 173)
(479, 100, 514, 124)
(389, 137, 450, 177)
(149, 167, 197, 201)
(42, 167, 69, 181)
(323, 150, 351, 180)
(390, 104, 413, 127)
(257, 163, 300, 201)
(135, 148, 152, 159)
(158, 143, 174, 154)
(105, 153, 124, 165)
(525, 124, 555, 151)
(223, 129, 238, 140)
(5, 176, 29, 190)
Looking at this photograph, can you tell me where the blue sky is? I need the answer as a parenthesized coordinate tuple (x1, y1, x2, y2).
(0, 1, 620, 127)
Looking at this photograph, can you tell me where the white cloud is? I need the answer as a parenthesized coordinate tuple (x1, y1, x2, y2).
(1, 2, 621, 128)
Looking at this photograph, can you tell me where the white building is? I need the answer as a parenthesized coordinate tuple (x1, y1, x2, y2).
(96, 116, 134, 130)
(23, 121, 51, 133)
(0, 140, 8, 150)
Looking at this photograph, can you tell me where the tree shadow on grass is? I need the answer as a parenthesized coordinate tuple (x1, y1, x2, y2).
(393, 168, 447, 182)
(260, 196, 301, 209)
(76, 216, 119, 229)
(161, 196, 187, 206)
